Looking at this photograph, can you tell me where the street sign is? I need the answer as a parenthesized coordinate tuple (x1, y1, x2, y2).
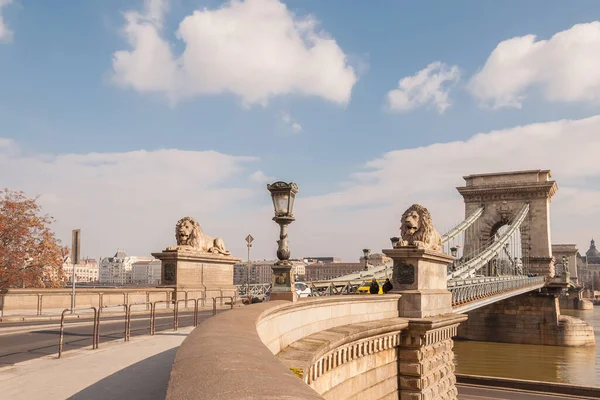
(71, 229, 81, 265)
(245, 234, 254, 244)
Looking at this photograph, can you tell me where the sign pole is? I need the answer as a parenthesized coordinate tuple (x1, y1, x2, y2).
(71, 229, 81, 313)
(245, 234, 254, 302)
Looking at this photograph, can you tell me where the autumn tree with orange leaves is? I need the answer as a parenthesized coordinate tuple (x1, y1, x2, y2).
(0, 189, 66, 288)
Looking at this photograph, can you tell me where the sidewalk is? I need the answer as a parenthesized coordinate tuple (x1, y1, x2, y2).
(0, 326, 194, 400)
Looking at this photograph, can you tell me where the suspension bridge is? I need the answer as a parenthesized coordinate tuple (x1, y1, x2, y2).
(238, 170, 569, 313)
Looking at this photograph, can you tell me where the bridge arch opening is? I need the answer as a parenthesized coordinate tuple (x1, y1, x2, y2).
(484, 223, 528, 276)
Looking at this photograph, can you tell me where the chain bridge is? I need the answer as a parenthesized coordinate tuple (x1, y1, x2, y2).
(239, 170, 569, 313)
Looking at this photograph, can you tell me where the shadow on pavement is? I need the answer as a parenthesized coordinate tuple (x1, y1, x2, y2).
(67, 347, 178, 400)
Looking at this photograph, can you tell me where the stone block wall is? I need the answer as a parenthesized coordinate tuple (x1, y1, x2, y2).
(398, 322, 462, 400)
(456, 293, 595, 346)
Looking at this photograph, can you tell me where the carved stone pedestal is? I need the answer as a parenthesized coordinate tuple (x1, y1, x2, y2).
(398, 315, 467, 400)
(151, 249, 240, 301)
(269, 263, 297, 302)
(382, 248, 454, 318)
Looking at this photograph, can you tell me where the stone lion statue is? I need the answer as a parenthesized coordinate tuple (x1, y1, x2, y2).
(167, 216, 231, 256)
(395, 204, 443, 252)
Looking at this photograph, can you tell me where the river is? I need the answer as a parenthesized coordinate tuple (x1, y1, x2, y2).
(453, 305, 600, 387)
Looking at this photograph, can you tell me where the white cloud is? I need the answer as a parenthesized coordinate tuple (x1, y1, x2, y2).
(5, 117, 600, 263)
(0, 0, 13, 43)
(469, 21, 600, 109)
(112, 0, 358, 106)
(291, 115, 600, 260)
(387, 62, 460, 113)
(0, 142, 259, 259)
(281, 112, 302, 133)
(249, 170, 275, 183)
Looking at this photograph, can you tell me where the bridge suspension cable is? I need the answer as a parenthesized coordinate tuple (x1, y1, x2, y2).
(448, 203, 529, 280)
(441, 205, 484, 244)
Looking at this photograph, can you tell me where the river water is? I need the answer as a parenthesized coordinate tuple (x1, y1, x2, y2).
(453, 306, 600, 387)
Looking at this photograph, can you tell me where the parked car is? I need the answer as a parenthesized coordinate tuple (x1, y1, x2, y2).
(356, 279, 385, 294)
(295, 282, 312, 298)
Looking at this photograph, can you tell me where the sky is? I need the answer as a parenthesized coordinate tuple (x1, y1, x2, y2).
(2, 0, 600, 262)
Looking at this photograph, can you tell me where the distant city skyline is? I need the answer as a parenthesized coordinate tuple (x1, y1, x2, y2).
(2, 1, 600, 260)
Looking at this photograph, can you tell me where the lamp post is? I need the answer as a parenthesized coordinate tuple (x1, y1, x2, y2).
(450, 247, 458, 273)
(363, 248, 370, 271)
(245, 234, 253, 302)
(562, 255, 569, 274)
(267, 181, 298, 302)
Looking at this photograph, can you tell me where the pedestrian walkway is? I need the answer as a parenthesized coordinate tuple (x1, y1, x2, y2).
(0, 326, 194, 400)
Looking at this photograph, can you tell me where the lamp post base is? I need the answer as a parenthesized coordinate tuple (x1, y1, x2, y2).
(270, 291, 297, 302)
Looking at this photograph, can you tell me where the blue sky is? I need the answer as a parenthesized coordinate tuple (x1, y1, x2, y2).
(2, 0, 600, 261)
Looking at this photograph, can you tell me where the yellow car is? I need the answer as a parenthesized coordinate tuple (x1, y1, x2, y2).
(356, 280, 386, 295)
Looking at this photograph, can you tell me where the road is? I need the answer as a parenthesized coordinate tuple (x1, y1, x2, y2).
(457, 384, 596, 399)
(0, 310, 211, 366)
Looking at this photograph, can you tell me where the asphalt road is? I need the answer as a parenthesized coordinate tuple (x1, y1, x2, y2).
(0, 310, 211, 366)
(457, 384, 596, 399)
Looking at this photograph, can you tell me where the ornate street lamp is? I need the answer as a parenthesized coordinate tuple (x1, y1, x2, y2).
(363, 248, 371, 271)
(450, 247, 458, 272)
(267, 181, 299, 302)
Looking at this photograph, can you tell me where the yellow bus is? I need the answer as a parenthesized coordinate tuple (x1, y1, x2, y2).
(356, 279, 386, 295)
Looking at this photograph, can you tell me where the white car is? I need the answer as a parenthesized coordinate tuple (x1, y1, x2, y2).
(294, 282, 312, 298)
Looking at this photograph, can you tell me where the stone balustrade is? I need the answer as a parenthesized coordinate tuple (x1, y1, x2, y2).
(166, 295, 465, 400)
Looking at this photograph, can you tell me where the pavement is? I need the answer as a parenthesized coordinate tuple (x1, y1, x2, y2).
(0, 310, 209, 366)
(0, 325, 194, 400)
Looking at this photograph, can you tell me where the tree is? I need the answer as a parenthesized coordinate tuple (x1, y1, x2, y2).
(0, 189, 66, 288)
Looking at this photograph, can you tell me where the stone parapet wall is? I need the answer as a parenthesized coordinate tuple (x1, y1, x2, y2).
(456, 292, 595, 346)
(257, 295, 402, 355)
(0, 287, 202, 316)
(167, 296, 466, 400)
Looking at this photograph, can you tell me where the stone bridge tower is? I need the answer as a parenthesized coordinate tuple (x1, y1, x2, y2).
(457, 170, 558, 277)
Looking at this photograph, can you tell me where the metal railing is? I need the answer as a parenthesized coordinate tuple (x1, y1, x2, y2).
(98, 304, 128, 343)
(54, 294, 218, 358)
(212, 296, 234, 316)
(449, 276, 545, 307)
(151, 300, 176, 334)
(58, 307, 98, 358)
(126, 302, 154, 341)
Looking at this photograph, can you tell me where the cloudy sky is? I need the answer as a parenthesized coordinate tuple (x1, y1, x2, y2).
(2, 0, 600, 262)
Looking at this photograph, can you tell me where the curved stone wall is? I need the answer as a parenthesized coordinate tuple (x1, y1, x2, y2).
(256, 295, 402, 355)
(166, 296, 464, 400)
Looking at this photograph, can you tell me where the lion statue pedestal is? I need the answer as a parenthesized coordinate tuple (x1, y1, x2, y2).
(384, 205, 466, 400)
(151, 217, 240, 302)
(382, 204, 454, 318)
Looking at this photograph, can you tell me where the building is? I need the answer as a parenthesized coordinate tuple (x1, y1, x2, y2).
(234, 260, 277, 285)
(578, 239, 600, 288)
(360, 253, 393, 267)
(61, 256, 99, 283)
(305, 262, 364, 281)
(132, 259, 162, 285)
(234, 259, 307, 285)
(304, 257, 341, 264)
(99, 249, 152, 285)
(291, 260, 306, 281)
